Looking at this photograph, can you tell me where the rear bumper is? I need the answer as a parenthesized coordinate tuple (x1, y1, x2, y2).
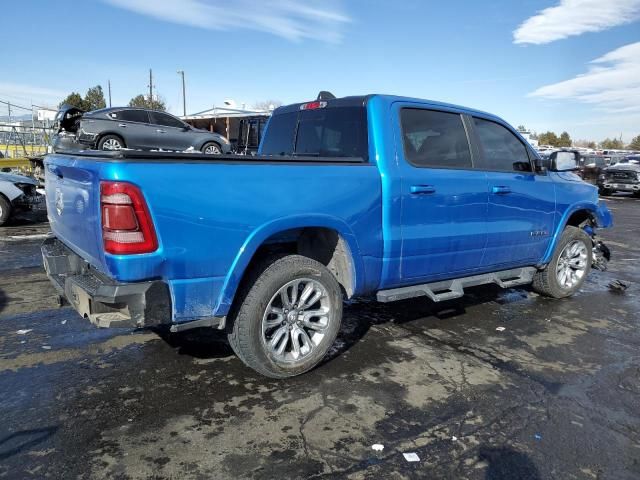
(41, 237, 171, 328)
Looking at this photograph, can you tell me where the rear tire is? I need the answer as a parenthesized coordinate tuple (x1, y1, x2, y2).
(227, 254, 343, 378)
(98, 135, 125, 151)
(201, 142, 222, 155)
(532, 226, 592, 298)
(0, 195, 11, 226)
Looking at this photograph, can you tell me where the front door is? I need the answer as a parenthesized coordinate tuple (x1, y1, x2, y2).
(396, 105, 489, 282)
(469, 116, 556, 267)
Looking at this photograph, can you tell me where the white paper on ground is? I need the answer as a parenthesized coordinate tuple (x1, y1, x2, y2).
(403, 452, 420, 462)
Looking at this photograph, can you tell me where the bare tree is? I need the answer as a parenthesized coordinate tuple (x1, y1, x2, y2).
(253, 100, 282, 111)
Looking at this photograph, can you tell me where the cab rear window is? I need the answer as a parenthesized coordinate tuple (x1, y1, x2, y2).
(261, 107, 368, 161)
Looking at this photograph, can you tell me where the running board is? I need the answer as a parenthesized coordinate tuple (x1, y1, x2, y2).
(377, 267, 537, 303)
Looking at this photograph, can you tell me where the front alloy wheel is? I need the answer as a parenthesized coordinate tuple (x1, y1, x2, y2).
(555, 240, 588, 289)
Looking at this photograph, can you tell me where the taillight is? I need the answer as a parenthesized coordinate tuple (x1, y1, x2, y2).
(100, 181, 158, 254)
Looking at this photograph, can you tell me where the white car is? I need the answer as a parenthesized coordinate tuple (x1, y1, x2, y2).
(0, 172, 44, 226)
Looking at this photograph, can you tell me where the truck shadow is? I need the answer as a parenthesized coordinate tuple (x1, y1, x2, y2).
(0, 426, 58, 461)
(156, 283, 525, 366)
(478, 445, 541, 480)
(0, 287, 6, 315)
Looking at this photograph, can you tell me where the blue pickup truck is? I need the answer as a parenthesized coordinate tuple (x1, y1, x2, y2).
(42, 94, 612, 378)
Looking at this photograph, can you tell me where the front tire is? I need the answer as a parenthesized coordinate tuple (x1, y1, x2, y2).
(201, 142, 222, 155)
(98, 135, 125, 151)
(227, 255, 343, 378)
(0, 195, 11, 226)
(532, 226, 592, 298)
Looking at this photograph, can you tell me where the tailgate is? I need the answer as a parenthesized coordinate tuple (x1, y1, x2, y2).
(44, 154, 106, 273)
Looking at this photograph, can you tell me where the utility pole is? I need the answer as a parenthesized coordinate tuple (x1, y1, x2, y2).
(108, 80, 112, 107)
(148, 69, 154, 103)
(177, 70, 186, 116)
(7, 101, 11, 124)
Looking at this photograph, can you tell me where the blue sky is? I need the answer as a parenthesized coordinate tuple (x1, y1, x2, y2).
(1, 0, 639, 141)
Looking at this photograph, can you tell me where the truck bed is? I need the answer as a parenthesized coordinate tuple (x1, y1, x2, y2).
(44, 150, 383, 322)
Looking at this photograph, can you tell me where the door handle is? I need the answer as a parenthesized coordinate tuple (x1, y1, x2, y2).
(118, 123, 127, 127)
(492, 186, 511, 194)
(156, 129, 166, 133)
(410, 185, 436, 194)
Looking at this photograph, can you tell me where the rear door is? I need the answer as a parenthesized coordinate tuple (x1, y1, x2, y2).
(395, 105, 489, 281)
(469, 116, 556, 267)
(148, 111, 190, 150)
(107, 109, 155, 149)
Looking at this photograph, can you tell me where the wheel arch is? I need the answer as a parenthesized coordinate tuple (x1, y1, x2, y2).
(214, 216, 364, 316)
(540, 203, 600, 265)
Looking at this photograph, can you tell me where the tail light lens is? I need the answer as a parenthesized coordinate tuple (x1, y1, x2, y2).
(100, 181, 158, 254)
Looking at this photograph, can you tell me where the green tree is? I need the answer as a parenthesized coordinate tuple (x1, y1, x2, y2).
(538, 131, 559, 147)
(59, 92, 86, 110)
(600, 138, 624, 149)
(628, 134, 640, 150)
(84, 85, 106, 110)
(587, 141, 596, 149)
(128, 94, 167, 111)
(557, 131, 572, 147)
(516, 125, 527, 132)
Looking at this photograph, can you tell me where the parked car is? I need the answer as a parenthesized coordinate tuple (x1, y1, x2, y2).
(0, 172, 43, 226)
(53, 106, 231, 154)
(42, 93, 612, 378)
(597, 163, 640, 196)
(578, 154, 608, 184)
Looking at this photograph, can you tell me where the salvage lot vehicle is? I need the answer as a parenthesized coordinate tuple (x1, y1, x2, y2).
(598, 162, 640, 196)
(52, 106, 231, 154)
(41, 94, 612, 378)
(0, 171, 44, 226)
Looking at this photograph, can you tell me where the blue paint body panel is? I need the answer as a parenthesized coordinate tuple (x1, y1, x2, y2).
(44, 94, 612, 324)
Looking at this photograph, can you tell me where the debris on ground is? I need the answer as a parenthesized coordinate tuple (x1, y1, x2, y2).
(403, 452, 420, 462)
(41, 345, 51, 350)
(608, 280, 628, 293)
(16, 329, 33, 335)
(61, 320, 67, 325)
(371, 444, 384, 452)
(451, 436, 458, 441)
(496, 326, 506, 332)
(534, 433, 542, 441)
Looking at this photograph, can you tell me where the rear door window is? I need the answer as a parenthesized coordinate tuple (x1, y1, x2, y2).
(110, 110, 150, 124)
(261, 107, 368, 160)
(473, 118, 532, 172)
(400, 108, 472, 168)
(149, 111, 185, 129)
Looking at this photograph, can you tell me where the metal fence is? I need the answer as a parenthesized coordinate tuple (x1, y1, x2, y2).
(0, 123, 55, 158)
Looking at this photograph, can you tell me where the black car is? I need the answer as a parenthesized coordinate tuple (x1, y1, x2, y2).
(53, 105, 231, 154)
(598, 163, 640, 196)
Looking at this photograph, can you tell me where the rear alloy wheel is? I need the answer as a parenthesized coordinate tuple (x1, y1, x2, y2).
(98, 135, 125, 151)
(202, 142, 222, 155)
(0, 195, 11, 226)
(227, 255, 343, 378)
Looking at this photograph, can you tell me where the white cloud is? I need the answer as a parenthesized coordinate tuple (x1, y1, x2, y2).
(103, 0, 350, 43)
(529, 42, 640, 114)
(514, 0, 640, 45)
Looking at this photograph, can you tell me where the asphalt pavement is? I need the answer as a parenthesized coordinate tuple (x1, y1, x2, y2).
(0, 197, 639, 479)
